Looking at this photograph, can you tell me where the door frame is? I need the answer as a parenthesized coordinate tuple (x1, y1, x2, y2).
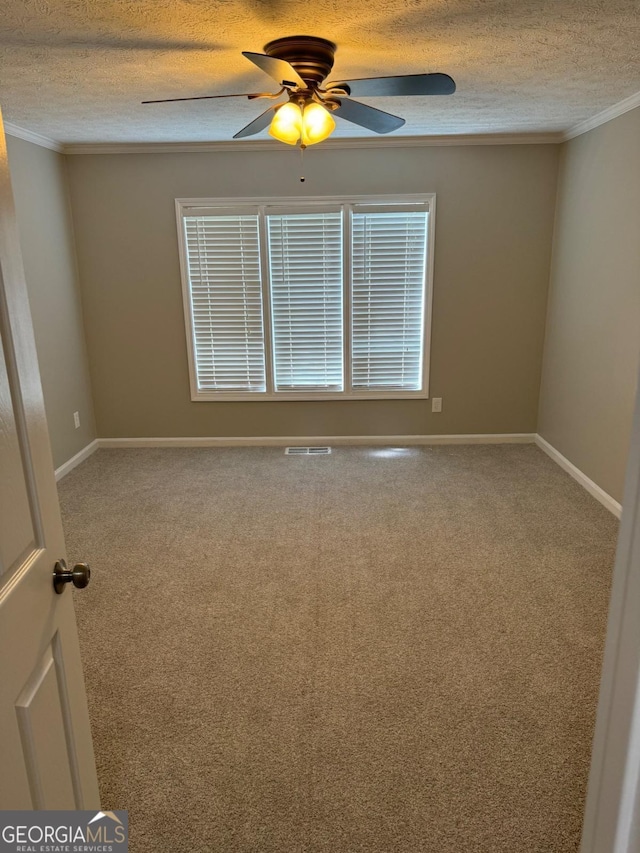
(580, 365, 640, 853)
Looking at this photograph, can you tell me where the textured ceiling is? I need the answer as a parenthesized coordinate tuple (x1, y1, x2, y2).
(0, 0, 639, 144)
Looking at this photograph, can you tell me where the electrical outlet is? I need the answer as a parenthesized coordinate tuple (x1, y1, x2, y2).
(431, 397, 443, 413)
(73, 411, 80, 429)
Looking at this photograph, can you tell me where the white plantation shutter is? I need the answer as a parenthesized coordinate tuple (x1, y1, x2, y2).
(267, 212, 344, 390)
(184, 214, 266, 392)
(351, 208, 428, 391)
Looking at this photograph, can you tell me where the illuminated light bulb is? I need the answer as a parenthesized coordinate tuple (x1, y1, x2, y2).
(269, 102, 303, 145)
(300, 102, 336, 146)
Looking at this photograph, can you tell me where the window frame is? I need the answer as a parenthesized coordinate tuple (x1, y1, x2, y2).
(176, 194, 436, 402)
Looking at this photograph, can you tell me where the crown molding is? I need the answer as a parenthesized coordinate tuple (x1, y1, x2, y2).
(62, 132, 563, 155)
(562, 89, 640, 141)
(3, 121, 64, 153)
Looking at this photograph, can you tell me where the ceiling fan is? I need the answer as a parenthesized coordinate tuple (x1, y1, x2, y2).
(142, 35, 456, 147)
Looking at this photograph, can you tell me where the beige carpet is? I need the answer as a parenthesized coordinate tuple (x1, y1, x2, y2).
(58, 445, 619, 853)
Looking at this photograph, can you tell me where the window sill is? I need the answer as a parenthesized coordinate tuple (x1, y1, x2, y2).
(191, 391, 430, 402)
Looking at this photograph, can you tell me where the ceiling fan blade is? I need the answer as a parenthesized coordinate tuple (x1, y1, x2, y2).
(233, 105, 277, 139)
(330, 73, 456, 98)
(242, 52, 306, 89)
(142, 93, 265, 104)
(332, 98, 405, 134)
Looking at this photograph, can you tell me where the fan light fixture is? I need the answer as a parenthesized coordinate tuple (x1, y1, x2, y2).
(269, 99, 336, 147)
(142, 35, 457, 154)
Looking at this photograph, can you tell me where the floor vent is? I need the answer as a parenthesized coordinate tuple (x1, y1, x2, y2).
(285, 446, 332, 455)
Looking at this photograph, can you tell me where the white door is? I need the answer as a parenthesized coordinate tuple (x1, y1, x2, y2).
(0, 109, 99, 809)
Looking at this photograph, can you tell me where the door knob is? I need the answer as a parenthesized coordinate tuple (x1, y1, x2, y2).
(53, 559, 91, 594)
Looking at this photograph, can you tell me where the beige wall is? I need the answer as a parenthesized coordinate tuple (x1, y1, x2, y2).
(66, 143, 558, 439)
(6, 135, 96, 468)
(538, 108, 640, 502)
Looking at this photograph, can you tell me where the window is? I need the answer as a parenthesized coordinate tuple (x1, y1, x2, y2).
(177, 195, 434, 400)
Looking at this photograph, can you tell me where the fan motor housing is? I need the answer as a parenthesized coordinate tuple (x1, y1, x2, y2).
(264, 35, 337, 86)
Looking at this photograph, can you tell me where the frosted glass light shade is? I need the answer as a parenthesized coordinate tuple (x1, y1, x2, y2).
(300, 102, 336, 146)
(269, 102, 303, 145)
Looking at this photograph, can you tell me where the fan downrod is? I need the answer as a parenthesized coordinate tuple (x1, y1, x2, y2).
(263, 35, 337, 86)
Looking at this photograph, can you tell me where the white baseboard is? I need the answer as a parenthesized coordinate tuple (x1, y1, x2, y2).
(535, 435, 622, 518)
(54, 439, 99, 481)
(97, 433, 536, 449)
